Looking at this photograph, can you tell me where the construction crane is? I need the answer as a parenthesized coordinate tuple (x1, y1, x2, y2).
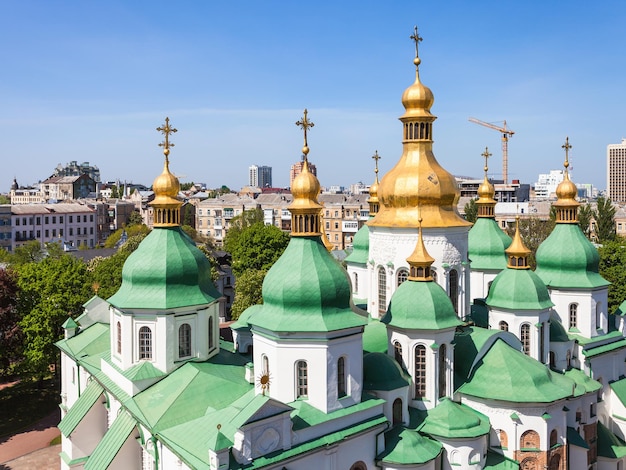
(468, 118, 515, 184)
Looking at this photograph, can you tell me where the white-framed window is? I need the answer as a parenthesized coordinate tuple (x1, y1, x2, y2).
(337, 357, 347, 398)
(378, 267, 387, 313)
(296, 361, 308, 398)
(414, 345, 426, 398)
(139, 326, 152, 360)
(520, 323, 531, 356)
(178, 323, 191, 358)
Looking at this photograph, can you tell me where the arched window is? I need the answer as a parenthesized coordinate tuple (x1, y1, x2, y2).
(296, 361, 308, 398)
(262, 355, 269, 374)
(438, 344, 447, 399)
(392, 398, 402, 426)
(520, 429, 540, 450)
(449, 269, 458, 313)
(569, 303, 578, 329)
(397, 268, 409, 286)
(116, 322, 122, 355)
(178, 323, 191, 358)
(353, 273, 358, 293)
(394, 341, 403, 368)
(378, 267, 387, 313)
(349, 462, 367, 470)
(414, 345, 427, 398)
(499, 321, 509, 332)
(498, 429, 508, 449)
(550, 429, 558, 447)
(208, 316, 214, 350)
(520, 323, 531, 356)
(566, 349, 571, 368)
(139, 326, 152, 360)
(337, 357, 347, 398)
(549, 351, 556, 368)
(596, 302, 602, 329)
(432, 270, 437, 282)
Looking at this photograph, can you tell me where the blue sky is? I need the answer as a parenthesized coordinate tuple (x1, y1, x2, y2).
(2, 1, 625, 192)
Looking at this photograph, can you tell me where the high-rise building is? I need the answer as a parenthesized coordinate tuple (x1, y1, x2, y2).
(290, 159, 317, 188)
(248, 165, 272, 188)
(608, 139, 626, 202)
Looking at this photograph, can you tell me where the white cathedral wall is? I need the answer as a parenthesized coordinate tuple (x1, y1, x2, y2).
(589, 349, 626, 394)
(368, 226, 470, 320)
(569, 444, 590, 470)
(549, 288, 609, 338)
(598, 456, 626, 470)
(607, 386, 626, 441)
(469, 270, 499, 302)
(488, 307, 551, 363)
(347, 263, 369, 303)
(439, 436, 487, 470)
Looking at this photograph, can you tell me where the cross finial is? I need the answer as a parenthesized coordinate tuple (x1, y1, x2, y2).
(410, 25, 423, 67)
(157, 117, 178, 157)
(296, 109, 315, 158)
(481, 147, 492, 175)
(372, 150, 381, 176)
(562, 136, 572, 170)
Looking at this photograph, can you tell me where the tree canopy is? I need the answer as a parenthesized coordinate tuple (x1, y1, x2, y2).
(0, 269, 21, 375)
(224, 209, 264, 255)
(229, 223, 290, 277)
(578, 203, 593, 240)
(231, 269, 266, 320)
(598, 239, 626, 315)
(463, 199, 478, 223)
(505, 216, 555, 270)
(594, 196, 616, 243)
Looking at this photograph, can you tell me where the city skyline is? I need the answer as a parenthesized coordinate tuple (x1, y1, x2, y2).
(3, 1, 626, 192)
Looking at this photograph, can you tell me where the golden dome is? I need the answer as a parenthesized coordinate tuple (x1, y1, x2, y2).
(556, 172, 577, 201)
(406, 216, 435, 281)
(505, 216, 531, 269)
(152, 153, 180, 199)
(290, 158, 322, 211)
(150, 118, 182, 227)
(370, 30, 469, 229)
(476, 147, 496, 218)
(553, 137, 579, 223)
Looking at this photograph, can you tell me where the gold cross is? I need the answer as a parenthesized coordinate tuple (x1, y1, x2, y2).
(410, 26, 423, 59)
(157, 117, 178, 153)
(372, 150, 381, 176)
(562, 136, 572, 169)
(296, 109, 315, 156)
(481, 147, 492, 174)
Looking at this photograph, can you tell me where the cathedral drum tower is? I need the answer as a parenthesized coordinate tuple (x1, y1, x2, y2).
(367, 27, 471, 319)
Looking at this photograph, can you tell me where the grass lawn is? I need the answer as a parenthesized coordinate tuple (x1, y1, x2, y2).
(0, 378, 59, 438)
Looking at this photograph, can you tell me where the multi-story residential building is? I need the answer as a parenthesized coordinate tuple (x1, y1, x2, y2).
(459, 178, 530, 202)
(534, 170, 565, 199)
(319, 194, 369, 250)
(248, 165, 272, 188)
(290, 159, 317, 188)
(196, 194, 258, 244)
(608, 139, 626, 202)
(9, 178, 45, 204)
(39, 174, 96, 201)
(52, 160, 101, 183)
(0, 205, 11, 252)
(11, 203, 97, 250)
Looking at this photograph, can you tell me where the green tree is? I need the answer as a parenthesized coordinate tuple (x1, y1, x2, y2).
(224, 209, 264, 254)
(104, 224, 150, 249)
(9, 241, 46, 265)
(16, 254, 91, 380)
(506, 217, 555, 270)
(0, 269, 22, 376)
(463, 199, 478, 223)
(180, 182, 195, 191)
(230, 223, 289, 277)
(594, 196, 616, 243)
(0, 195, 10, 204)
(578, 203, 593, 240)
(126, 210, 144, 226)
(110, 185, 120, 199)
(598, 239, 626, 314)
(231, 269, 266, 320)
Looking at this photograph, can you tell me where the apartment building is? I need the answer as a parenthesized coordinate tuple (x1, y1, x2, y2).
(608, 139, 626, 202)
(40, 174, 96, 201)
(11, 203, 97, 250)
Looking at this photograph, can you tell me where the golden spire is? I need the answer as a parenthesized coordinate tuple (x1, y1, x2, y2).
(368, 150, 381, 216)
(505, 216, 531, 269)
(406, 211, 435, 281)
(554, 136, 579, 224)
(370, 27, 469, 229)
(150, 117, 182, 227)
(476, 147, 497, 218)
(289, 109, 322, 236)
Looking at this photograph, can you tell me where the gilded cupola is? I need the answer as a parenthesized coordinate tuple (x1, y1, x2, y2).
(505, 216, 531, 269)
(370, 27, 470, 229)
(476, 147, 497, 218)
(553, 137, 579, 224)
(150, 117, 183, 227)
(289, 109, 323, 236)
(368, 151, 381, 216)
(406, 215, 435, 281)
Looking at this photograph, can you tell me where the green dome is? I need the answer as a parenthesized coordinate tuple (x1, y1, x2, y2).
(345, 224, 369, 265)
(468, 218, 511, 270)
(382, 280, 462, 330)
(535, 224, 609, 288)
(363, 352, 409, 391)
(486, 268, 553, 311)
(247, 236, 367, 332)
(458, 339, 575, 403)
(378, 427, 442, 465)
(419, 398, 490, 438)
(550, 316, 570, 343)
(363, 317, 389, 354)
(108, 227, 221, 310)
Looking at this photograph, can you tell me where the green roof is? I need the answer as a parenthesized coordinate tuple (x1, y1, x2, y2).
(562, 368, 602, 394)
(382, 280, 462, 330)
(598, 421, 626, 459)
(550, 316, 570, 343)
(567, 426, 589, 449)
(468, 218, 511, 270)
(486, 267, 553, 311)
(345, 224, 369, 265)
(247, 236, 367, 332)
(62, 317, 79, 329)
(56, 323, 110, 360)
(419, 398, 490, 438)
(363, 352, 409, 391)
(535, 224, 609, 289)
(108, 227, 221, 310)
(458, 339, 575, 403)
(362, 317, 389, 354)
(58, 381, 104, 437)
(84, 411, 136, 470)
(484, 450, 519, 469)
(615, 299, 626, 316)
(377, 426, 442, 464)
(583, 338, 626, 358)
(610, 377, 626, 406)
